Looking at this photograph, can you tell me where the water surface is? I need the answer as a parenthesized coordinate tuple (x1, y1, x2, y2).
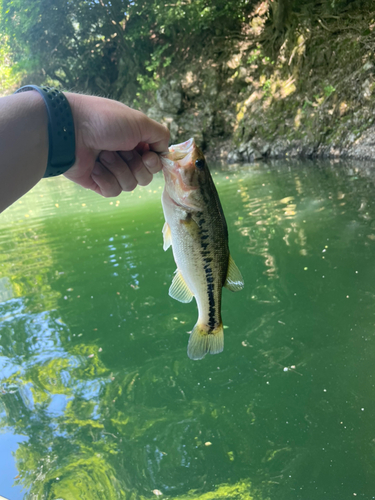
(1, 160, 375, 499)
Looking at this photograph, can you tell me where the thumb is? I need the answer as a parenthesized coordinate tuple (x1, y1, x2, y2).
(134, 110, 170, 153)
(67, 93, 170, 153)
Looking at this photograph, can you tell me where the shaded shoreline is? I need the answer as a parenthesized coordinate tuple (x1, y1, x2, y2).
(204, 125, 375, 165)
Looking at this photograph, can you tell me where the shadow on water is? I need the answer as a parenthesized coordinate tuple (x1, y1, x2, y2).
(1, 160, 375, 499)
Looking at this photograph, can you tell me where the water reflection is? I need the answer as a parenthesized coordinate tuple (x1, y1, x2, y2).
(1, 297, 116, 498)
(1, 162, 375, 499)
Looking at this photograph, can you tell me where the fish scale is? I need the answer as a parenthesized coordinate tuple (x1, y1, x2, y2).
(160, 138, 244, 360)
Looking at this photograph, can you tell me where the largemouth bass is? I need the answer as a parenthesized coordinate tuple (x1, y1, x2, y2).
(160, 138, 244, 360)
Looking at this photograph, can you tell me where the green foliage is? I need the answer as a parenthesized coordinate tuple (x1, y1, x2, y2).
(246, 50, 261, 65)
(0, 0, 256, 103)
(324, 85, 336, 98)
(0, 0, 21, 92)
(262, 79, 272, 97)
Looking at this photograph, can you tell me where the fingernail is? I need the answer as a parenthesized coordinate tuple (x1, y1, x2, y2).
(121, 151, 134, 162)
(100, 151, 115, 165)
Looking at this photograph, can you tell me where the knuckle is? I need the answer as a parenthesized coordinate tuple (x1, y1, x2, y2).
(129, 161, 144, 175)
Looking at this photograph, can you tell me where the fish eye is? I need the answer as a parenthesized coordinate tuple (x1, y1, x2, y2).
(195, 159, 205, 170)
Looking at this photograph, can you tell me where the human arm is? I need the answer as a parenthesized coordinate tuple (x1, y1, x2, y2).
(0, 91, 48, 213)
(0, 90, 170, 213)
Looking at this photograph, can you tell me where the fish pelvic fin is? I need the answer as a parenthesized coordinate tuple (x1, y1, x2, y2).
(187, 323, 224, 360)
(224, 254, 244, 292)
(162, 222, 172, 251)
(169, 269, 194, 303)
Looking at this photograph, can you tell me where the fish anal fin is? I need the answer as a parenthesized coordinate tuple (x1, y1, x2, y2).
(224, 254, 244, 292)
(187, 323, 224, 360)
(162, 222, 172, 251)
(169, 269, 194, 303)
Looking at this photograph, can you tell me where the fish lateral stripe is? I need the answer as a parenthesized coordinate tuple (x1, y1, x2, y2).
(198, 223, 219, 331)
(161, 138, 243, 360)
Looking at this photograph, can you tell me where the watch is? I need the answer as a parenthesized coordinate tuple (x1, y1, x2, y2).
(15, 85, 76, 178)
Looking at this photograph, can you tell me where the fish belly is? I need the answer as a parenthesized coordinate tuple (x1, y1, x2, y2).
(162, 188, 227, 330)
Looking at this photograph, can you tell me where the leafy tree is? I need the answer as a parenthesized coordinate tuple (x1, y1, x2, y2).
(0, 0, 256, 103)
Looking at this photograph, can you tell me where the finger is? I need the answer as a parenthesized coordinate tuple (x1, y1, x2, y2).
(141, 150, 163, 175)
(118, 150, 153, 187)
(136, 112, 170, 153)
(99, 151, 138, 191)
(91, 161, 122, 197)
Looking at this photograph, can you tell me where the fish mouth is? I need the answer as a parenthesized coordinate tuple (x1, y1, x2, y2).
(161, 138, 203, 210)
(160, 138, 195, 170)
(160, 138, 197, 194)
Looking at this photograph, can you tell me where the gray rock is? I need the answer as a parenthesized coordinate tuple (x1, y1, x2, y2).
(177, 111, 206, 145)
(227, 150, 242, 164)
(156, 81, 182, 113)
(238, 142, 248, 154)
(252, 149, 263, 160)
(363, 62, 374, 72)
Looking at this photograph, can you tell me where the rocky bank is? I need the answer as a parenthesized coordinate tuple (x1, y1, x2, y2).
(146, 5, 375, 164)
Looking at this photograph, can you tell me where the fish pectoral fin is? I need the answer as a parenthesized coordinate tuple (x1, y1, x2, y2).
(180, 214, 200, 238)
(224, 254, 244, 292)
(162, 222, 172, 251)
(169, 269, 194, 303)
(187, 323, 224, 360)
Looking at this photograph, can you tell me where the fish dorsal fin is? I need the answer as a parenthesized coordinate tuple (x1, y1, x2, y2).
(169, 269, 194, 303)
(162, 222, 172, 251)
(224, 254, 244, 292)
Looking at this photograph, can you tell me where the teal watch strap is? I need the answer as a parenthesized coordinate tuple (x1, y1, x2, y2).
(15, 85, 76, 178)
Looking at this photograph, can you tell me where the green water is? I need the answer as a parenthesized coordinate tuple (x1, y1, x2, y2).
(1, 160, 375, 500)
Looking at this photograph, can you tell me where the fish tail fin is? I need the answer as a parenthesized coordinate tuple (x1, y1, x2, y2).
(187, 323, 224, 360)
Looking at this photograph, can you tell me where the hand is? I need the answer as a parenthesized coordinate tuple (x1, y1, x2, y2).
(64, 94, 170, 197)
